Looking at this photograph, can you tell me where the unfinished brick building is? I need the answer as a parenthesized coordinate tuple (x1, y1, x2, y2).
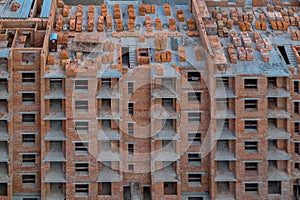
(2, 0, 300, 199)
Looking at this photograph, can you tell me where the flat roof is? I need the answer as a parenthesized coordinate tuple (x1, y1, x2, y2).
(0, 0, 33, 19)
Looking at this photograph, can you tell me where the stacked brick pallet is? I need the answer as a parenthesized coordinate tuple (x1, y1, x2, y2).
(154, 51, 172, 62)
(75, 5, 83, 32)
(177, 10, 185, 22)
(87, 6, 95, 32)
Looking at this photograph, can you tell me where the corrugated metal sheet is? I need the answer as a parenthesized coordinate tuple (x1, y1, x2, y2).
(40, 0, 52, 18)
(0, 0, 33, 19)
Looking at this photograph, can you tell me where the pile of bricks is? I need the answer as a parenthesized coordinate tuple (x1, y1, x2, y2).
(114, 4, 121, 19)
(154, 35, 167, 50)
(290, 30, 300, 40)
(270, 21, 288, 31)
(98, 16, 104, 32)
(106, 16, 113, 28)
(128, 5, 136, 20)
(164, 4, 171, 16)
(57, 33, 68, 44)
(155, 18, 162, 30)
(178, 46, 186, 62)
(141, 4, 155, 14)
(63, 5, 69, 17)
(255, 20, 267, 31)
(101, 4, 107, 17)
(217, 20, 229, 37)
(187, 19, 196, 31)
(145, 16, 152, 32)
(47, 55, 55, 65)
(260, 48, 270, 62)
(227, 43, 237, 63)
(139, 4, 145, 16)
(154, 51, 172, 62)
(11, 2, 20, 11)
(116, 19, 123, 32)
(177, 10, 185, 22)
(61, 49, 69, 60)
(169, 18, 176, 31)
(238, 21, 251, 31)
(88, 6, 95, 32)
(128, 19, 135, 32)
(70, 16, 76, 31)
(55, 15, 63, 31)
(76, 5, 83, 32)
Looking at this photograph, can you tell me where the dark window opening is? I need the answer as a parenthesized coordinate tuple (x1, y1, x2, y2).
(244, 79, 257, 89)
(278, 46, 290, 64)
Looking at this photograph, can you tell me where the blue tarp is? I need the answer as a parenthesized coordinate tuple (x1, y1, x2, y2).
(40, 0, 52, 18)
(0, 50, 10, 58)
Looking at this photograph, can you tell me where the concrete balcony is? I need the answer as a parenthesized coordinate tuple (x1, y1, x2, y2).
(97, 86, 120, 99)
(267, 149, 290, 160)
(268, 167, 290, 181)
(152, 106, 179, 119)
(46, 183, 65, 200)
(153, 166, 179, 182)
(97, 108, 121, 119)
(0, 84, 9, 100)
(97, 149, 120, 162)
(267, 86, 290, 98)
(216, 193, 235, 200)
(214, 86, 236, 99)
(44, 112, 66, 120)
(45, 131, 66, 141)
(215, 170, 236, 182)
(267, 124, 290, 140)
(98, 128, 120, 140)
(152, 88, 178, 99)
(153, 128, 179, 141)
(214, 129, 236, 140)
(153, 147, 179, 161)
(44, 152, 66, 162)
(214, 151, 236, 161)
(0, 144, 8, 162)
(0, 163, 9, 182)
(215, 109, 236, 119)
(45, 171, 66, 183)
(0, 65, 8, 79)
(97, 166, 121, 182)
(44, 89, 66, 99)
(268, 108, 290, 118)
(0, 124, 8, 141)
(44, 65, 66, 78)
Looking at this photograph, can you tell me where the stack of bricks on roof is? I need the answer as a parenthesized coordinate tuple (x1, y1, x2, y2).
(0, 0, 300, 199)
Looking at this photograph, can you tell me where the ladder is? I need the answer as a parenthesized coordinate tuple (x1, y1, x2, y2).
(129, 46, 137, 68)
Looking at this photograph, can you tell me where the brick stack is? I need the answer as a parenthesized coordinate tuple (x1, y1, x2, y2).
(155, 18, 162, 30)
(177, 10, 185, 22)
(154, 35, 167, 50)
(106, 16, 113, 28)
(55, 15, 63, 31)
(139, 4, 145, 16)
(128, 5, 136, 20)
(246, 48, 254, 60)
(227, 43, 237, 64)
(169, 18, 176, 31)
(145, 16, 152, 32)
(154, 51, 172, 62)
(164, 4, 171, 16)
(238, 21, 251, 31)
(116, 19, 123, 32)
(63, 5, 69, 17)
(114, 4, 121, 19)
(260, 48, 270, 62)
(270, 21, 288, 31)
(98, 16, 104, 32)
(70, 16, 76, 31)
(76, 5, 83, 32)
(178, 46, 186, 62)
(187, 19, 196, 31)
(128, 19, 135, 32)
(87, 5, 95, 32)
(151, 5, 156, 14)
(290, 30, 300, 40)
(101, 4, 107, 17)
(237, 47, 246, 61)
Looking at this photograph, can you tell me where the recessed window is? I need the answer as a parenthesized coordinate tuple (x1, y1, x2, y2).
(245, 120, 258, 132)
(128, 123, 134, 135)
(188, 92, 201, 102)
(128, 103, 134, 115)
(294, 81, 299, 94)
(188, 174, 202, 187)
(50, 120, 63, 131)
(0, 183, 7, 196)
(188, 153, 201, 166)
(75, 142, 88, 155)
(188, 113, 201, 125)
(98, 182, 111, 195)
(245, 183, 258, 193)
(188, 132, 201, 145)
(75, 121, 88, 134)
(295, 122, 300, 135)
(295, 143, 300, 154)
(128, 163, 134, 171)
(244, 79, 257, 89)
(128, 82, 134, 95)
(22, 154, 35, 167)
(22, 73, 35, 84)
(128, 144, 134, 155)
(75, 163, 89, 176)
(245, 141, 258, 153)
(268, 181, 281, 194)
(75, 100, 88, 112)
(245, 162, 258, 171)
(22, 174, 35, 188)
(188, 72, 201, 83)
(75, 80, 88, 91)
(22, 134, 35, 146)
(75, 184, 89, 196)
(22, 93, 35, 105)
(245, 100, 257, 111)
(295, 162, 300, 171)
(101, 78, 111, 87)
(22, 114, 35, 126)
(295, 102, 299, 114)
